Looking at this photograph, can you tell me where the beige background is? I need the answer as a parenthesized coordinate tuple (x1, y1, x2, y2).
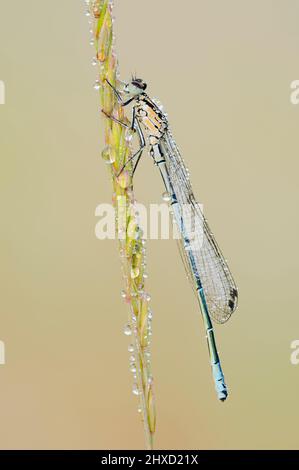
(0, 0, 299, 449)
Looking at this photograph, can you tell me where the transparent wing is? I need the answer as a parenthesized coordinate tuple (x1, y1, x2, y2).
(162, 130, 238, 324)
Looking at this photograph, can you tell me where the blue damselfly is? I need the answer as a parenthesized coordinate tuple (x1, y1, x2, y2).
(103, 77, 238, 401)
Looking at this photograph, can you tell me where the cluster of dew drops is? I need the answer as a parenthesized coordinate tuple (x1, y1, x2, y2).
(121, 231, 155, 408)
(85, 2, 135, 167)
(85, 0, 161, 410)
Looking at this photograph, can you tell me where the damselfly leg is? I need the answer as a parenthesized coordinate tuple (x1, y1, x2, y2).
(105, 79, 135, 107)
(102, 99, 146, 176)
(101, 110, 130, 128)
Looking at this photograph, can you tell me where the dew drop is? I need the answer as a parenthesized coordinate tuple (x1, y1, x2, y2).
(93, 80, 101, 90)
(148, 309, 153, 320)
(101, 146, 115, 164)
(128, 344, 134, 353)
(125, 129, 134, 143)
(132, 384, 140, 396)
(130, 267, 140, 279)
(123, 324, 132, 336)
(162, 191, 171, 202)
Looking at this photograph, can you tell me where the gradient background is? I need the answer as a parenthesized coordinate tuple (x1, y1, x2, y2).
(0, 0, 299, 449)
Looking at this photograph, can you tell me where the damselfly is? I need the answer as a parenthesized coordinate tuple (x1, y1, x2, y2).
(103, 77, 238, 401)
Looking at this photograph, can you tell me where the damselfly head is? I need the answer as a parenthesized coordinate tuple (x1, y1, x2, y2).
(124, 76, 147, 96)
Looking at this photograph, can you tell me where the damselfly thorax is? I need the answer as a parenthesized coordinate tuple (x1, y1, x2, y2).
(134, 95, 174, 194)
(135, 94, 168, 145)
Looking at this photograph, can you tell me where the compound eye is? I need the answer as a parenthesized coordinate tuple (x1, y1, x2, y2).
(132, 79, 147, 91)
